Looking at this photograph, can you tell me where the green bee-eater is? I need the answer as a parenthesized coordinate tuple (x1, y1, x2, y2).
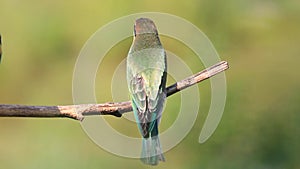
(127, 18, 167, 165)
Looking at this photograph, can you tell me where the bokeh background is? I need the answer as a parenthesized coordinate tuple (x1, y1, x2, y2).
(0, 0, 299, 169)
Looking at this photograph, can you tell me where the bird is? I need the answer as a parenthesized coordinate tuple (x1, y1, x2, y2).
(126, 18, 167, 165)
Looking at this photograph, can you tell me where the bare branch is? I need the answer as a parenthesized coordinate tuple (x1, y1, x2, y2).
(166, 61, 228, 96)
(0, 61, 229, 121)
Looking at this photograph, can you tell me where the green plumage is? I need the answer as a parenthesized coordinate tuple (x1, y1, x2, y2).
(126, 18, 167, 165)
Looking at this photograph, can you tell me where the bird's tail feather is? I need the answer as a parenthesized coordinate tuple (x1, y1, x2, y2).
(141, 136, 165, 165)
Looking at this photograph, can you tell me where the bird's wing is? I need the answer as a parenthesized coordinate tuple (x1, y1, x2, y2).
(130, 69, 166, 138)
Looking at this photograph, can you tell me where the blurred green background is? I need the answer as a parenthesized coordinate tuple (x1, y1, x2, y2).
(1, 0, 299, 169)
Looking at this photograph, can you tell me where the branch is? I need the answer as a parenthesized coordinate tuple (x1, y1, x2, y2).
(0, 61, 229, 121)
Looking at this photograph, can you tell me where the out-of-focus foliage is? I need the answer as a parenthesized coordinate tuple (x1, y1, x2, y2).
(0, 0, 299, 169)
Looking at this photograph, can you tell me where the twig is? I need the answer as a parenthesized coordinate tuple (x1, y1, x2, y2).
(0, 61, 229, 121)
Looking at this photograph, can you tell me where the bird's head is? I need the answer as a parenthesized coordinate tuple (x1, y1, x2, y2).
(134, 18, 158, 36)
